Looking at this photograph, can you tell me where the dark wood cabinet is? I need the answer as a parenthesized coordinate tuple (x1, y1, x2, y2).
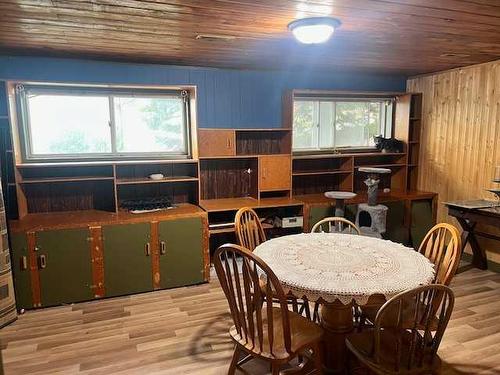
(102, 222, 153, 297)
(36, 228, 94, 307)
(159, 217, 204, 289)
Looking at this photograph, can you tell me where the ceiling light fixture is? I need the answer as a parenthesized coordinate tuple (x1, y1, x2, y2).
(288, 17, 341, 44)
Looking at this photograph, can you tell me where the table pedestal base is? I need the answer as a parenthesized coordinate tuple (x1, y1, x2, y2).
(320, 301, 354, 374)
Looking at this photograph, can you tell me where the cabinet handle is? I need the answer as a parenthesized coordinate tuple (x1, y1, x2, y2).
(145, 243, 151, 256)
(160, 241, 166, 255)
(226, 138, 231, 149)
(21, 256, 28, 271)
(38, 255, 46, 269)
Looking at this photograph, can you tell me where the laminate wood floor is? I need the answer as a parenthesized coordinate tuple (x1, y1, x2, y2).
(0, 267, 499, 375)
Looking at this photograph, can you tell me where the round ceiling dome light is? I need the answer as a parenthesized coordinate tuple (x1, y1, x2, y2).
(288, 17, 341, 44)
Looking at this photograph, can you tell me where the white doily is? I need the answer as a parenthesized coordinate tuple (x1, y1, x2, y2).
(253, 233, 435, 305)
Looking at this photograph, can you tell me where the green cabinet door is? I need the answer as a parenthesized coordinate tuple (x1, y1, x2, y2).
(102, 222, 153, 297)
(159, 217, 204, 289)
(36, 228, 93, 307)
(411, 199, 434, 250)
(10, 233, 32, 310)
(309, 205, 333, 232)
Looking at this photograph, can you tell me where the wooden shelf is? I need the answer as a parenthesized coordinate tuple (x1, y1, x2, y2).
(292, 170, 352, 176)
(9, 204, 206, 233)
(355, 164, 406, 169)
(209, 221, 274, 234)
(294, 190, 437, 205)
(293, 152, 405, 160)
(19, 176, 114, 184)
(199, 196, 303, 213)
(116, 176, 198, 185)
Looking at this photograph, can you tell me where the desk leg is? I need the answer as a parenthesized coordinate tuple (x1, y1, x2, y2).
(320, 301, 354, 374)
(457, 218, 488, 270)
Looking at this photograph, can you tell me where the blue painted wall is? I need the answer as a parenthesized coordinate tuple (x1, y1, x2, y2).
(0, 56, 406, 128)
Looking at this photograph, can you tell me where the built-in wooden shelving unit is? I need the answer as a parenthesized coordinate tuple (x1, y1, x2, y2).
(11, 159, 200, 218)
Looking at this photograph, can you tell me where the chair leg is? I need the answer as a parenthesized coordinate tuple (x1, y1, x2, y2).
(313, 302, 320, 323)
(228, 345, 242, 375)
(271, 363, 280, 375)
(311, 342, 324, 375)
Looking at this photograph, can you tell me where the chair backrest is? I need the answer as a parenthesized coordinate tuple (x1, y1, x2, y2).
(373, 284, 455, 372)
(235, 207, 266, 251)
(418, 223, 461, 285)
(311, 217, 360, 235)
(213, 244, 292, 357)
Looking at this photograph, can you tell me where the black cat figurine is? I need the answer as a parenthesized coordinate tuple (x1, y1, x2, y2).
(374, 135, 404, 153)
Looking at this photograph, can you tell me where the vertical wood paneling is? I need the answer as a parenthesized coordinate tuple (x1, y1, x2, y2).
(407, 60, 500, 262)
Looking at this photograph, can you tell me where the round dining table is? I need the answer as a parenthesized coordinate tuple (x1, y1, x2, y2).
(253, 232, 435, 374)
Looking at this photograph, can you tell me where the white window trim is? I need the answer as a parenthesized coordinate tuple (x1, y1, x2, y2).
(14, 83, 193, 162)
(292, 97, 394, 152)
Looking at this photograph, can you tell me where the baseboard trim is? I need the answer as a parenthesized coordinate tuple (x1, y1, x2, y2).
(461, 253, 500, 273)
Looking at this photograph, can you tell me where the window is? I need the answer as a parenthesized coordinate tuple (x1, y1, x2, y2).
(16, 84, 191, 161)
(292, 97, 393, 151)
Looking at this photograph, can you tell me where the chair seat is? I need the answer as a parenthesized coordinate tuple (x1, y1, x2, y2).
(230, 307, 323, 360)
(361, 300, 440, 331)
(346, 329, 442, 374)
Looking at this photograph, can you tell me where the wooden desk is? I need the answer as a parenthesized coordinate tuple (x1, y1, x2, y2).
(445, 202, 500, 270)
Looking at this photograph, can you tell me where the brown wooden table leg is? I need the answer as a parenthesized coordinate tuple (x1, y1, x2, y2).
(319, 301, 354, 374)
(456, 218, 488, 270)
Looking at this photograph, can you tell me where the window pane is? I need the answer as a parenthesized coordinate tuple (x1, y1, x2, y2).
(293, 101, 319, 150)
(27, 94, 111, 155)
(318, 102, 335, 149)
(114, 96, 186, 153)
(334, 102, 381, 147)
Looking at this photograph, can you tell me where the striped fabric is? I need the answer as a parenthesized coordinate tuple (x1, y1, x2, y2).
(0, 182, 16, 328)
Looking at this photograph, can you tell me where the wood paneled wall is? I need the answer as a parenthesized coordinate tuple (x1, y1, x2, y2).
(407, 60, 500, 262)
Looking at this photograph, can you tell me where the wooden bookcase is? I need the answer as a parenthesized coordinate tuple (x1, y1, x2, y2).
(197, 128, 299, 241)
(394, 93, 423, 190)
(13, 160, 199, 217)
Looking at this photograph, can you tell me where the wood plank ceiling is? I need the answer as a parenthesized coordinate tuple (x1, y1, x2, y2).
(0, 0, 499, 75)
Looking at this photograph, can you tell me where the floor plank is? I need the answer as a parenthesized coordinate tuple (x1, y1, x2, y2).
(0, 268, 499, 374)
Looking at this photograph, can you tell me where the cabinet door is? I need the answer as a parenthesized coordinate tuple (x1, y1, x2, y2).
(198, 129, 235, 157)
(159, 217, 204, 289)
(259, 155, 291, 191)
(36, 228, 93, 307)
(411, 199, 434, 249)
(102, 223, 153, 297)
(308, 205, 332, 232)
(10, 233, 32, 310)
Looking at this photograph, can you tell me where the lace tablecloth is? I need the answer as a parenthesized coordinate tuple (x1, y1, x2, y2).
(253, 233, 435, 305)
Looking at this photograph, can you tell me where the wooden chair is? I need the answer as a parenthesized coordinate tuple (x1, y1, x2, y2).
(235, 207, 266, 252)
(214, 244, 324, 375)
(360, 223, 461, 329)
(235, 207, 312, 320)
(346, 284, 454, 375)
(311, 217, 361, 235)
(418, 223, 461, 285)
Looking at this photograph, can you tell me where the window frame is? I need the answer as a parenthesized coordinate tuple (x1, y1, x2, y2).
(292, 96, 395, 153)
(15, 83, 193, 162)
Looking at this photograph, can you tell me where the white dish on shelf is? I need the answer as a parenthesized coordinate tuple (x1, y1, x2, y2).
(149, 173, 164, 180)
